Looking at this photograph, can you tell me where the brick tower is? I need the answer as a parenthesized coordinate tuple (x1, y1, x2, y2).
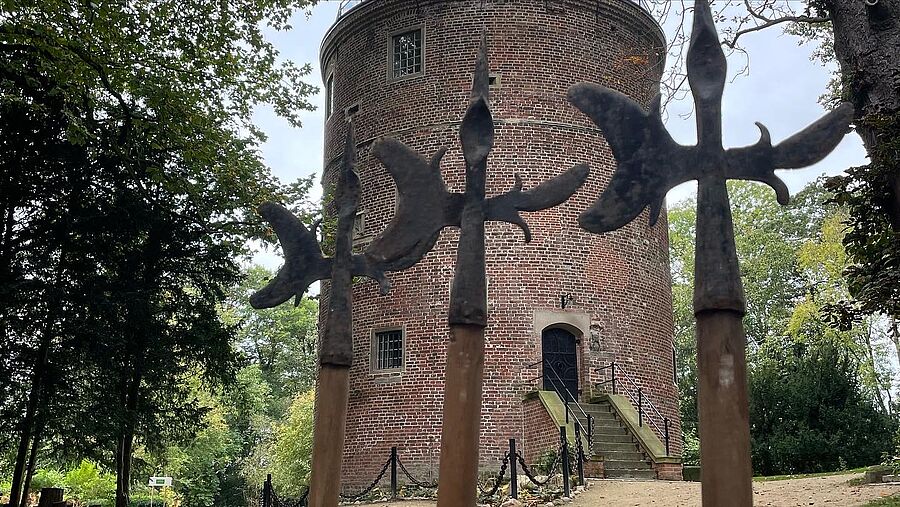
(319, 0, 681, 485)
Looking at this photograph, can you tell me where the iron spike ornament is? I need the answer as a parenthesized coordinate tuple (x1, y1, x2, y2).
(371, 38, 589, 506)
(567, 0, 852, 505)
(252, 37, 587, 506)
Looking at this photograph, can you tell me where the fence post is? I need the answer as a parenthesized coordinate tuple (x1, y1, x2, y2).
(611, 363, 617, 395)
(664, 418, 671, 456)
(509, 438, 518, 500)
(559, 426, 571, 498)
(638, 387, 643, 427)
(390, 446, 398, 499)
(574, 421, 585, 487)
(263, 474, 272, 507)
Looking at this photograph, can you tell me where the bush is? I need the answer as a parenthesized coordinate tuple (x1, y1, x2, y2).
(749, 338, 895, 476)
(29, 469, 66, 492)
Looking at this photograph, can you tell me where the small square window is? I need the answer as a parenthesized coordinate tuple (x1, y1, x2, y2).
(373, 329, 403, 371)
(391, 29, 423, 79)
(353, 210, 365, 239)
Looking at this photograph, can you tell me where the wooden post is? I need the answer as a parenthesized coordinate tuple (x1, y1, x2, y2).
(696, 311, 752, 506)
(436, 325, 485, 507)
(36, 488, 63, 507)
(308, 365, 351, 507)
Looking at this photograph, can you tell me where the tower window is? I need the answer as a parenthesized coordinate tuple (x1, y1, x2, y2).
(390, 28, 423, 79)
(325, 74, 334, 118)
(372, 328, 404, 371)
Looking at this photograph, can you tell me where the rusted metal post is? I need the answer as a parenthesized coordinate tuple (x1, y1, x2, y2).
(567, 1, 853, 505)
(250, 121, 467, 506)
(509, 439, 518, 499)
(317, 37, 587, 506)
(559, 426, 571, 497)
(390, 447, 398, 499)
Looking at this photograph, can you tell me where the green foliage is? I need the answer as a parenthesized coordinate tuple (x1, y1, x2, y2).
(29, 468, 66, 491)
(63, 460, 117, 503)
(825, 112, 900, 323)
(682, 431, 700, 467)
(750, 337, 894, 476)
(670, 179, 896, 475)
(252, 390, 315, 497)
(222, 266, 319, 416)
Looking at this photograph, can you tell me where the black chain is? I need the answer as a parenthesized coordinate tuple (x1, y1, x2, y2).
(272, 489, 308, 507)
(516, 442, 564, 487)
(339, 455, 392, 501)
(397, 456, 438, 489)
(477, 453, 510, 499)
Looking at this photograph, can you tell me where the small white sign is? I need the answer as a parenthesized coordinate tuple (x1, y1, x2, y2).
(148, 476, 172, 487)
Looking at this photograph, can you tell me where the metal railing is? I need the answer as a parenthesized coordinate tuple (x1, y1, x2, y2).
(596, 362, 671, 455)
(527, 359, 594, 453)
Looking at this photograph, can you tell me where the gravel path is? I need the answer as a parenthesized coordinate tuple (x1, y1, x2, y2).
(353, 473, 900, 507)
(579, 474, 899, 506)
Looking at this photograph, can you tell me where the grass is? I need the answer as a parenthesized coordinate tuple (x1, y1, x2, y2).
(752, 467, 868, 482)
(863, 495, 900, 506)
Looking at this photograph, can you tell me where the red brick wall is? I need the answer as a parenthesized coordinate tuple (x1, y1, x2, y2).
(655, 462, 684, 481)
(521, 396, 560, 465)
(317, 0, 681, 487)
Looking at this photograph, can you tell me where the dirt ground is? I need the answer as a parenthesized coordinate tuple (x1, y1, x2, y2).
(356, 473, 900, 507)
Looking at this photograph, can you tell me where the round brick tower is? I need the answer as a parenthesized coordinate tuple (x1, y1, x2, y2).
(319, 0, 679, 485)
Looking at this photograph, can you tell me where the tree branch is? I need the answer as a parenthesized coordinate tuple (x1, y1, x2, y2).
(723, 0, 831, 49)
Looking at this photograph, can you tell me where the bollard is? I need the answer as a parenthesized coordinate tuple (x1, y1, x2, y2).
(559, 426, 570, 497)
(391, 447, 398, 499)
(509, 438, 518, 499)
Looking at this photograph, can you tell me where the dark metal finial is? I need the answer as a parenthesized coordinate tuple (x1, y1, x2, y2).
(568, 0, 853, 314)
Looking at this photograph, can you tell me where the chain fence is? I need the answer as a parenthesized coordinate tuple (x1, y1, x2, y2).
(259, 425, 587, 505)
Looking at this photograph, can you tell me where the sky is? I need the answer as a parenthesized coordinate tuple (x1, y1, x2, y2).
(250, 0, 868, 269)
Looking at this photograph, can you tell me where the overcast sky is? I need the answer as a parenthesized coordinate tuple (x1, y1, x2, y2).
(250, 1, 868, 269)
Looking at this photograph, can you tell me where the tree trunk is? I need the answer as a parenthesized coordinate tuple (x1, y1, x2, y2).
(829, 0, 900, 230)
(889, 318, 900, 367)
(19, 426, 42, 507)
(8, 335, 51, 507)
(115, 364, 142, 507)
(862, 321, 890, 415)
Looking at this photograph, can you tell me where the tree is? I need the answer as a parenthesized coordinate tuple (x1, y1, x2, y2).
(670, 179, 896, 473)
(222, 266, 319, 415)
(0, 0, 319, 502)
(749, 335, 894, 475)
(670, 180, 829, 435)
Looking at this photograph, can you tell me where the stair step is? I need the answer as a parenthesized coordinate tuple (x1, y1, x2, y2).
(593, 441, 639, 452)
(593, 427, 629, 436)
(597, 451, 646, 462)
(576, 414, 618, 425)
(604, 459, 652, 470)
(593, 434, 634, 445)
(605, 468, 657, 480)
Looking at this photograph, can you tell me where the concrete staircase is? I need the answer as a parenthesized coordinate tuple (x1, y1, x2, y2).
(574, 400, 656, 479)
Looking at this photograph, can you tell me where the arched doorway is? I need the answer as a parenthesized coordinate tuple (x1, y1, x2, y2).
(541, 327, 579, 402)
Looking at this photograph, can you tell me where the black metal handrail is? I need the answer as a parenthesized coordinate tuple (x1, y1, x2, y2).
(527, 359, 593, 452)
(596, 362, 671, 456)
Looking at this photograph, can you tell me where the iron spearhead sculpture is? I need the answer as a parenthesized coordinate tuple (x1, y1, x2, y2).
(566, 1, 853, 504)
